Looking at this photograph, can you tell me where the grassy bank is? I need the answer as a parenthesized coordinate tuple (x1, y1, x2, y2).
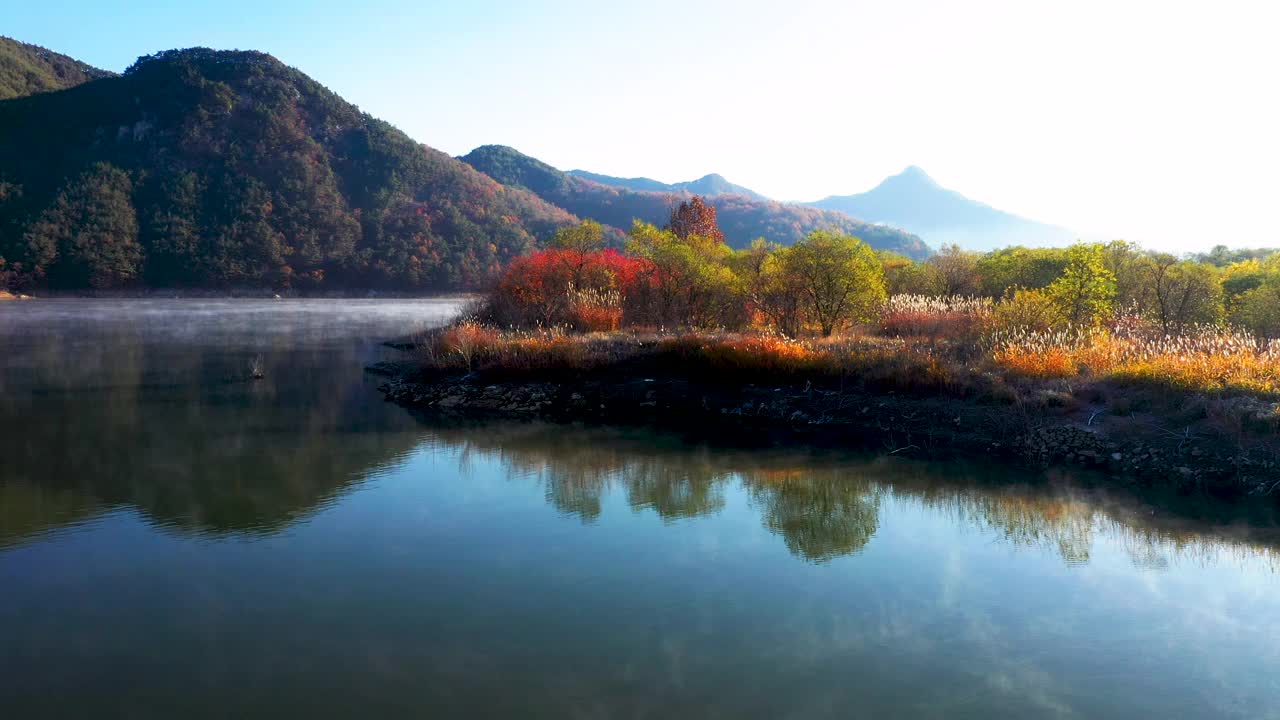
(413, 312, 1280, 411)
(380, 300, 1280, 491)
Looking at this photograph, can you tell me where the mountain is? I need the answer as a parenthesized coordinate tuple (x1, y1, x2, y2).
(467, 146, 930, 259)
(810, 166, 1077, 251)
(0, 47, 578, 291)
(569, 169, 766, 200)
(0, 37, 115, 100)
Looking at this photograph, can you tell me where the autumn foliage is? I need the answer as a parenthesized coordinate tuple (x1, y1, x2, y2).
(486, 248, 649, 331)
(667, 196, 726, 244)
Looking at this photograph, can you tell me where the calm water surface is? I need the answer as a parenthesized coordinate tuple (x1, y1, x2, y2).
(1, 299, 1279, 719)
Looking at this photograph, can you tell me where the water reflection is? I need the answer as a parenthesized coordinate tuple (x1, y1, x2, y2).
(426, 422, 1280, 569)
(4, 300, 1280, 718)
(3, 300, 1280, 570)
(0, 299, 449, 546)
(748, 470, 880, 561)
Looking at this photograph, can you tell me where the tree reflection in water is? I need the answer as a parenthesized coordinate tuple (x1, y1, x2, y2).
(427, 422, 1280, 568)
(3, 297, 1280, 570)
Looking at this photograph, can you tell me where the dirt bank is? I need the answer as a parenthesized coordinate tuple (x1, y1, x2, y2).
(369, 362, 1280, 498)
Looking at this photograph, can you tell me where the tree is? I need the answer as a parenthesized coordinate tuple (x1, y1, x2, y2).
(24, 163, 143, 289)
(549, 219, 606, 254)
(1145, 255, 1223, 333)
(1229, 257, 1280, 339)
(1047, 243, 1116, 327)
(0, 180, 22, 287)
(1220, 259, 1267, 310)
(993, 288, 1066, 332)
(976, 246, 1068, 298)
(488, 247, 645, 330)
(926, 244, 981, 296)
(626, 221, 743, 328)
(735, 239, 805, 336)
(1100, 240, 1153, 313)
(666, 196, 726, 244)
(784, 231, 886, 336)
(880, 251, 945, 296)
(143, 171, 207, 285)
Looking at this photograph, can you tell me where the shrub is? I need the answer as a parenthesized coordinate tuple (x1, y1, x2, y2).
(486, 248, 648, 331)
(1047, 243, 1116, 327)
(785, 230, 887, 336)
(625, 221, 746, 330)
(991, 288, 1065, 333)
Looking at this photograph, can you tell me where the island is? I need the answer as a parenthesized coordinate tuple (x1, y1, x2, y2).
(372, 205, 1280, 496)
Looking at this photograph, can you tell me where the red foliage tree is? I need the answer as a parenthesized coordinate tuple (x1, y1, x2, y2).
(666, 196, 725, 244)
(489, 248, 650, 331)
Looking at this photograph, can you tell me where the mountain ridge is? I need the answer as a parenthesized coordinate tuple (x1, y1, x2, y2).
(0, 47, 578, 290)
(0, 36, 116, 100)
(467, 145, 930, 259)
(568, 169, 767, 200)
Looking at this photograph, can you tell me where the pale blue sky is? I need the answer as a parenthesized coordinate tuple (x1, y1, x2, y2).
(7, 0, 1279, 251)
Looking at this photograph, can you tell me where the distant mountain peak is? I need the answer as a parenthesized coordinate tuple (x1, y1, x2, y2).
(566, 168, 767, 201)
(464, 146, 930, 259)
(809, 168, 1076, 251)
(885, 165, 939, 188)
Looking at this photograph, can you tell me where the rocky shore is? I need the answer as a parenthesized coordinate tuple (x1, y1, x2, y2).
(368, 362, 1280, 497)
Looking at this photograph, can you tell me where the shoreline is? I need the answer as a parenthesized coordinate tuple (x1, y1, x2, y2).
(368, 361, 1280, 498)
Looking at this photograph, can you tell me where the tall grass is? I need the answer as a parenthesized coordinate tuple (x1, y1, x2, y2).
(879, 295, 992, 340)
(420, 296, 1280, 401)
(992, 318, 1280, 394)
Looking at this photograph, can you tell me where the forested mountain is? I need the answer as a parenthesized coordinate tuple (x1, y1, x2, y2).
(0, 48, 577, 291)
(569, 169, 766, 200)
(0, 37, 115, 100)
(810, 166, 1076, 251)
(467, 146, 930, 259)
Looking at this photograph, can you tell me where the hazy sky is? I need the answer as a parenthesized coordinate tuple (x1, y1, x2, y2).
(8, 0, 1278, 251)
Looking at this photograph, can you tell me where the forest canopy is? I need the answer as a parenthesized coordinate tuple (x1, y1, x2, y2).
(0, 48, 577, 291)
(0, 36, 114, 101)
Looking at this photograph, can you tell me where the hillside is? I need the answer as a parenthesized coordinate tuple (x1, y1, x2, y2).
(810, 166, 1076, 251)
(0, 48, 577, 291)
(467, 146, 930, 259)
(569, 169, 766, 200)
(0, 37, 115, 100)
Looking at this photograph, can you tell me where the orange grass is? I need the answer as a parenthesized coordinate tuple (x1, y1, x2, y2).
(418, 325, 965, 395)
(423, 307, 1280, 401)
(992, 324, 1280, 395)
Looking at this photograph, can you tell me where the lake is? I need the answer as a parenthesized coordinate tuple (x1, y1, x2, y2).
(1, 299, 1278, 719)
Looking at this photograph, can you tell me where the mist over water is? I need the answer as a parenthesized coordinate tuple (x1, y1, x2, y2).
(1, 300, 1278, 718)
